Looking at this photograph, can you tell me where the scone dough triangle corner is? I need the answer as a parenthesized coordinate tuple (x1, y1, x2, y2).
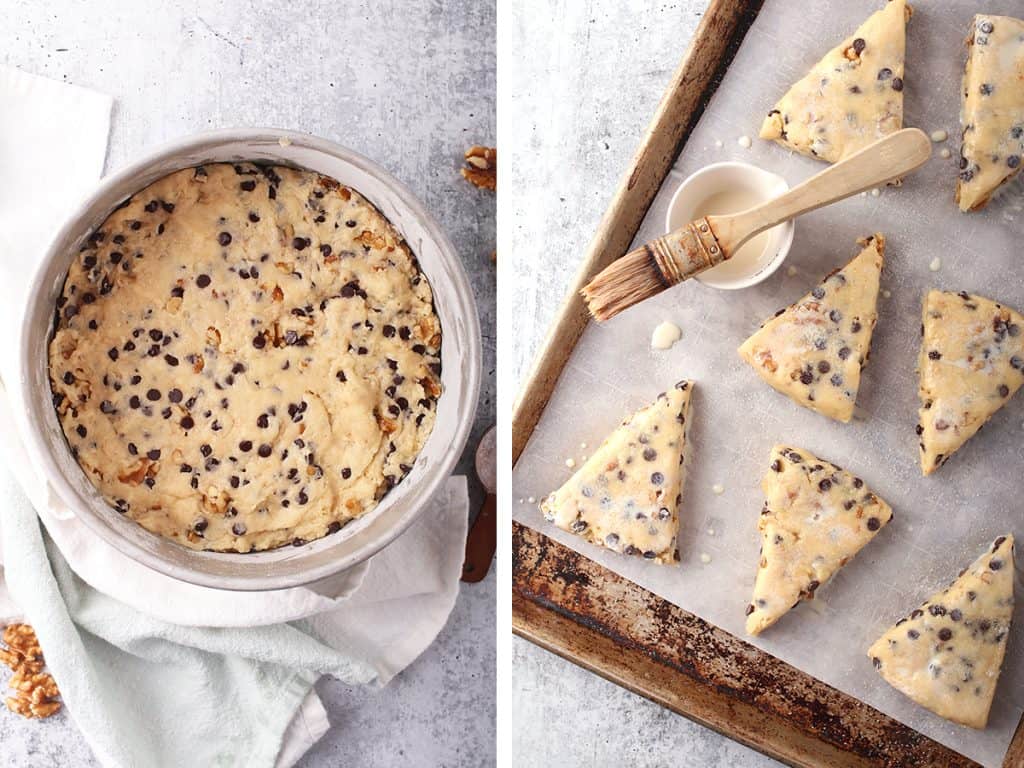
(868, 535, 1014, 729)
(956, 14, 1024, 212)
(540, 380, 694, 565)
(738, 234, 884, 423)
(745, 444, 893, 636)
(917, 290, 1024, 475)
(759, 0, 911, 163)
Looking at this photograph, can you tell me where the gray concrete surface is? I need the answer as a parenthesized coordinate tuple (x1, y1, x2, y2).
(506, 1, 779, 765)
(1, 1, 495, 766)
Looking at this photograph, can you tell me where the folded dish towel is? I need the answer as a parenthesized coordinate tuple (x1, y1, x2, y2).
(0, 64, 469, 768)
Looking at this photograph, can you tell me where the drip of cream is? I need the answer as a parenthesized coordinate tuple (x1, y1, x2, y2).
(651, 321, 682, 350)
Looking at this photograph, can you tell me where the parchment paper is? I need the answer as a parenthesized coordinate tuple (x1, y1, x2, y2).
(511, 1, 1024, 764)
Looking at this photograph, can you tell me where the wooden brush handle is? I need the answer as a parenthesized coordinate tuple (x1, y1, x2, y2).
(710, 128, 931, 252)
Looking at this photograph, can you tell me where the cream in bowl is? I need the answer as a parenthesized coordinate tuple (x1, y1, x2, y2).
(665, 161, 794, 290)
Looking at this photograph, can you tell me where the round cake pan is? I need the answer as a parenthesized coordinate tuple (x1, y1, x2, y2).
(18, 128, 481, 591)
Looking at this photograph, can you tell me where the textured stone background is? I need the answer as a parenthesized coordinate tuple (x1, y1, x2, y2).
(506, 0, 778, 765)
(1, 1, 495, 766)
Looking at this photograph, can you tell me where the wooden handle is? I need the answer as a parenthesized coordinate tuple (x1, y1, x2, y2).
(710, 128, 932, 252)
(461, 494, 496, 583)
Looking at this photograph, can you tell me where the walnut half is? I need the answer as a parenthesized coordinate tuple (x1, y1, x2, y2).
(461, 146, 496, 191)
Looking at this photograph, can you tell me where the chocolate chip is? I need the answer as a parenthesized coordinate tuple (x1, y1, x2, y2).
(257, 444, 272, 457)
(341, 467, 352, 479)
(146, 388, 161, 401)
(852, 37, 865, 54)
(239, 440, 252, 452)
(650, 472, 664, 485)
(1009, 155, 1021, 169)
(196, 274, 211, 288)
(829, 309, 842, 323)
(999, 384, 1010, 397)
(292, 237, 310, 250)
(799, 370, 813, 385)
(147, 449, 161, 461)
(811, 286, 825, 300)
(239, 180, 256, 191)
(218, 232, 232, 246)
(891, 77, 903, 92)
(866, 517, 880, 531)
(907, 629, 919, 639)
(232, 522, 247, 536)
(990, 558, 1003, 570)
(838, 347, 851, 360)
(980, 19, 994, 33)
(604, 533, 619, 547)
(181, 415, 195, 429)
(938, 628, 952, 642)
(642, 448, 657, 461)
(193, 517, 208, 533)
(252, 334, 266, 349)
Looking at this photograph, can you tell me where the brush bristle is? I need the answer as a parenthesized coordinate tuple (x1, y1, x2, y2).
(581, 249, 666, 321)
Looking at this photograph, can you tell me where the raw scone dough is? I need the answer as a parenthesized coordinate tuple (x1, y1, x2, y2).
(738, 234, 884, 423)
(760, 0, 910, 163)
(917, 290, 1024, 475)
(746, 445, 892, 636)
(540, 381, 693, 565)
(868, 535, 1014, 729)
(957, 15, 1024, 211)
(49, 163, 442, 552)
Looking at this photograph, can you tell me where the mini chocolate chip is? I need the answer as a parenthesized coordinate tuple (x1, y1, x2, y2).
(866, 517, 880, 531)
(146, 388, 161, 401)
(218, 232, 232, 246)
(239, 440, 252, 452)
(196, 274, 211, 288)
(257, 444, 272, 458)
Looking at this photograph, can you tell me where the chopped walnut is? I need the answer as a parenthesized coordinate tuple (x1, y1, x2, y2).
(0, 624, 60, 720)
(461, 146, 496, 191)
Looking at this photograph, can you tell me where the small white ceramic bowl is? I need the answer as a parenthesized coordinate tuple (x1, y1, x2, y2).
(18, 128, 481, 592)
(665, 161, 794, 290)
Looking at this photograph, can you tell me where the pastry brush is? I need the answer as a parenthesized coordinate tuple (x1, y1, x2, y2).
(582, 128, 931, 321)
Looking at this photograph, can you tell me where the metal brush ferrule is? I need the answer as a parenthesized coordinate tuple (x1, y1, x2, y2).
(650, 217, 725, 285)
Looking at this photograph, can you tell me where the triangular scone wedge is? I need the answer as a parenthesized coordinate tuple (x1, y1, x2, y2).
(956, 15, 1024, 211)
(917, 290, 1024, 475)
(540, 381, 692, 565)
(868, 535, 1014, 729)
(746, 445, 893, 635)
(738, 235, 884, 423)
(760, 0, 910, 163)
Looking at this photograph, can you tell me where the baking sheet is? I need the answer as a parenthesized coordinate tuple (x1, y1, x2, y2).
(511, 1, 1024, 765)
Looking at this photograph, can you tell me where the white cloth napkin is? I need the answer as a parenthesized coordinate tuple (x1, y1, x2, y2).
(0, 63, 469, 767)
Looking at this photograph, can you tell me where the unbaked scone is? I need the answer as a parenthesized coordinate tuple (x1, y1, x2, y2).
(868, 535, 1014, 729)
(746, 445, 892, 636)
(49, 163, 442, 552)
(540, 381, 693, 565)
(738, 234, 884, 423)
(760, 0, 910, 163)
(917, 290, 1024, 475)
(957, 15, 1024, 211)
